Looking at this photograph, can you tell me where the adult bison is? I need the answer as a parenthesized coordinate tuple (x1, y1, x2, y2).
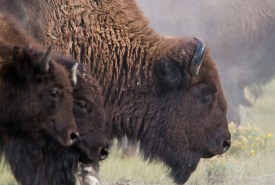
(137, 0, 275, 124)
(0, 13, 109, 185)
(0, 0, 231, 184)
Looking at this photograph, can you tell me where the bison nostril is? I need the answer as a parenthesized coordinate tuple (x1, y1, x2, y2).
(223, 139, 231, 152)
(100, 148, 109, 160)
(70, 132, 79, 141)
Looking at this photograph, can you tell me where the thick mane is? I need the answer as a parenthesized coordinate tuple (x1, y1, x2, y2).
(41, 0, 160, 96)
(0, 1, 231, 184)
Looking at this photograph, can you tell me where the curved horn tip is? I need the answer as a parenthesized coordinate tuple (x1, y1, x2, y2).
(189, 37, 206, 76)
(40, 46, 53, 73)
(72, 63, 78, 85)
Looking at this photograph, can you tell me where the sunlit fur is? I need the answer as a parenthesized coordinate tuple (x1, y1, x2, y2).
(0, 1, 231, 184)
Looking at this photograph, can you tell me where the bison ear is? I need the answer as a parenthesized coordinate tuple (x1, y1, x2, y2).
(10, 47, 39, 84)
(153, 57, 188, 91)
(12, 47, 33, 76)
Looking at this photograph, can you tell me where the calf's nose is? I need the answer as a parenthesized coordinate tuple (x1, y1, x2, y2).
(70, 131, 79, 141)
(99, 147, 109, 160)
(61, 130, 79, 147)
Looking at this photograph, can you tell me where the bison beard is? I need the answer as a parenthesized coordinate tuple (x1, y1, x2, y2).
(0, 0, 231, 184)
(4, 137, 79, 185)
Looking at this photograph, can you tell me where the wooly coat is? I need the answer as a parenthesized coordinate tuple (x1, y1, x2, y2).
(0, 13, 109, 185)
(0, 13, 78, 147)
(0, 1, 231, 184)
(4, 61, 109, 185)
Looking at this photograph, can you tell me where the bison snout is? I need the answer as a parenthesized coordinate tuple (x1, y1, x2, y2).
(70, 131, 79, 141)
(56, 128, 79, 147)
(62, 130, 79, 146)
(222, 139, 231, 153)
(99, 147, 109, 160)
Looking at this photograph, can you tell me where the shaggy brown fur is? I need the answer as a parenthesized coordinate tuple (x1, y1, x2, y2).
(0, 13, 109, 185)
(0, 1, 231, 184)
(4, 61, 109, 185)
(0, 13, 78, 147)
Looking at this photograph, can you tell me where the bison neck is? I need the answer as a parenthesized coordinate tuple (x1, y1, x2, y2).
(42, 1, 160, 88)
(37, 0, 164, 139)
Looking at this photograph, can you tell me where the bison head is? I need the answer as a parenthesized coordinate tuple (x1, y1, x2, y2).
(54, 57, 110, 163)
(138, 37, 231, 184)
(0, 46, 78, 147)
(72, 70, 110, 163)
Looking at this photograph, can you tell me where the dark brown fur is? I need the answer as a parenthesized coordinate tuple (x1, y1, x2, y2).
(137, 0, 275, 124)
(0, 13, 109, 185)
(4, 61, 109, 185)
(0, 13, 77, 147)
(0, 1, 231, 184)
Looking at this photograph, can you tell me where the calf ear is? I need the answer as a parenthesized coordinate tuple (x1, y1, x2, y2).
(11, 47, 35, 81)
(10, 46, 48, 86)
(153, 57, 189, 91)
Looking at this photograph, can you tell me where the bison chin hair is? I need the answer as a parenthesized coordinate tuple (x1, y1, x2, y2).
(140, 140, 201, 184)
(167, 152, 201, 184)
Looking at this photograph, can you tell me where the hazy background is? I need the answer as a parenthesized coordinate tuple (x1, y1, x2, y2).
(1, 0, 275, 184)
(137, 0, 275, 125)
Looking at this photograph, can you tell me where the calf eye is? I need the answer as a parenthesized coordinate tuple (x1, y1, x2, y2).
(75, 100, 89, 113)
(49, 88, 60, 98)
(76, 100, 87, 108)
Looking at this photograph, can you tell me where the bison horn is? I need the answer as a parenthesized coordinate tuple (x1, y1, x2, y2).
(189, 37, 206, 76)
(72, 63, 78, 85)
(40, 46, 53, 73)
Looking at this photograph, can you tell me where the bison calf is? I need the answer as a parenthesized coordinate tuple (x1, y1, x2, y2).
(3, 61, 109, 185)
(0, 13, 79, 147)
(0, 13, 109, 185)
(0, 1, 231, 184)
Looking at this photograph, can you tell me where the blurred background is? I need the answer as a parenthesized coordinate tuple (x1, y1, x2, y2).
(137, 0, 275, 126)
(1, 0, 275, 184)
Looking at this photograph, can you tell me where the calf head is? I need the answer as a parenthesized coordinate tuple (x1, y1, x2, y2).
(1, 54, 109, 185)
(0, 46, 78, 146)
(72, 72, 109, 163)
(55, 58, 110, 163)
(142, 37, 231, 184)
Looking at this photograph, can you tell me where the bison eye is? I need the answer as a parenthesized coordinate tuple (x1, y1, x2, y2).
(199, 87, 217, 104)
(49, 88, 60, 98)
(75, 100, 89, 112)
(200, 94, 213, 104)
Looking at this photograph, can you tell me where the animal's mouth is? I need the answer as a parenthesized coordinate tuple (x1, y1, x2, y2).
(77, 148, 109, 163)
(75, 140, 110, 163)
(202, 138, 231, 158)
(79, 153, 95, 163)
(201, 150, 216, 158)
